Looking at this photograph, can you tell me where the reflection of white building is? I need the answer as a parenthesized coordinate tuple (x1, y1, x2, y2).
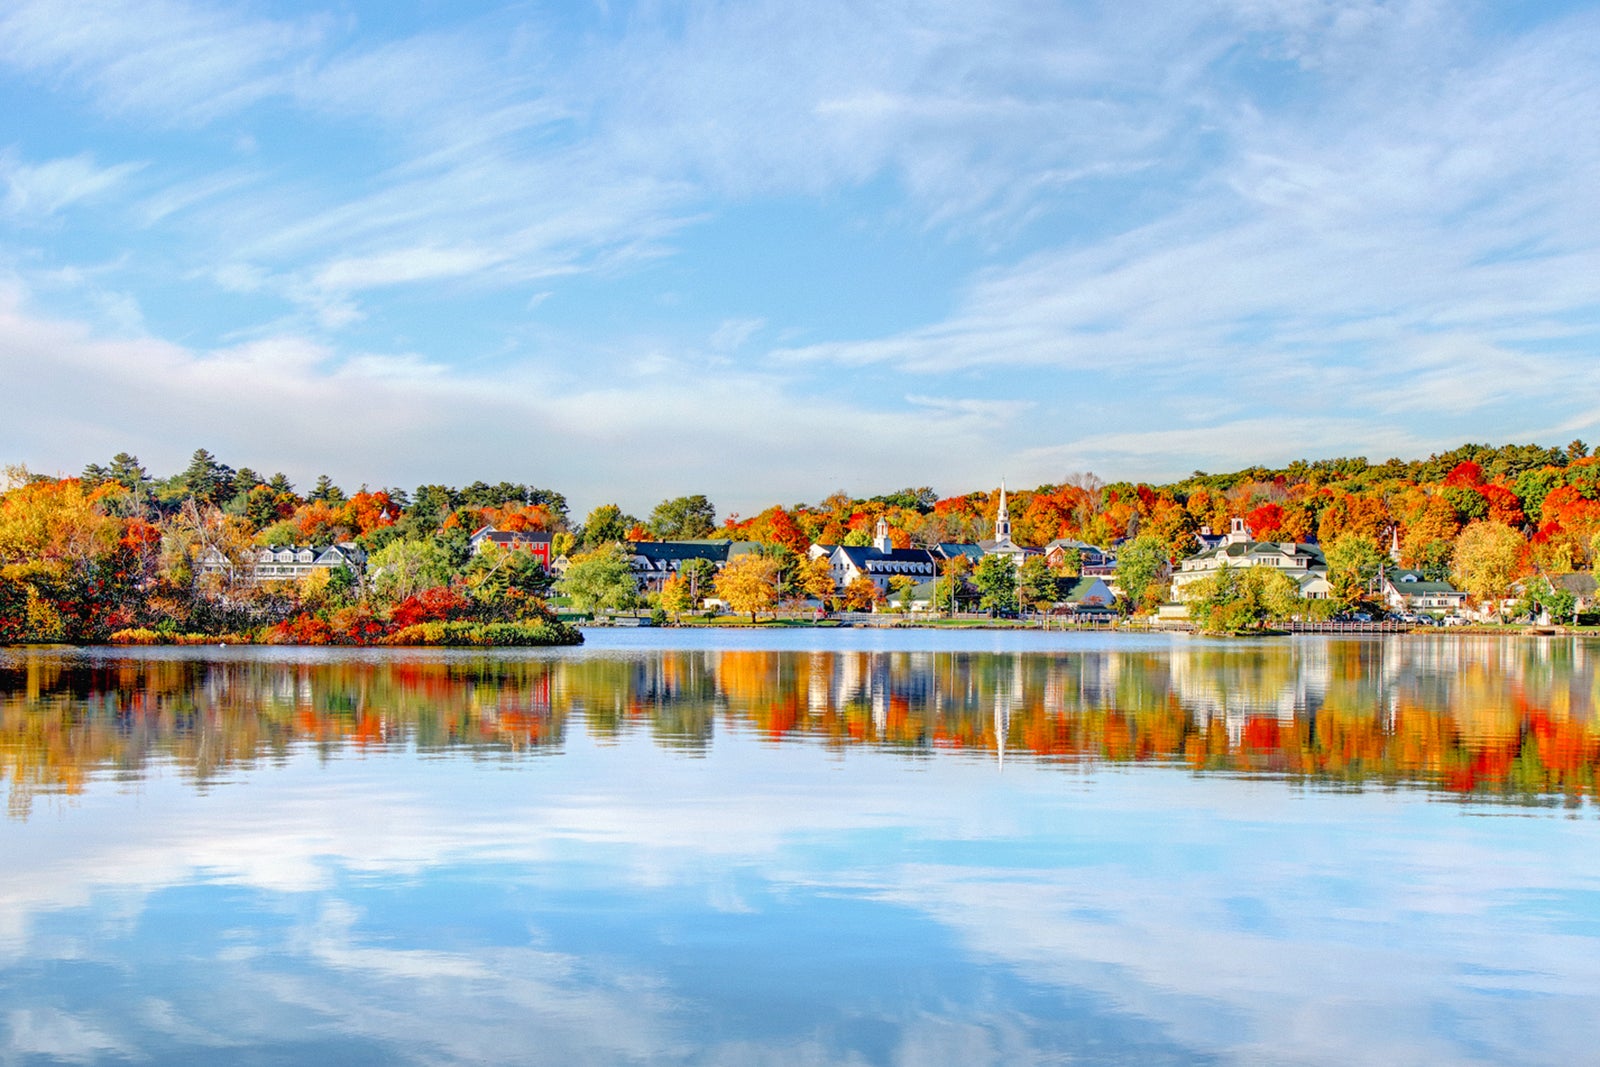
(1166, 640, 1331, 744)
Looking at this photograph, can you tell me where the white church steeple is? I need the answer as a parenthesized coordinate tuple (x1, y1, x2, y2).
(874, 515, 893, 553)
(994, 480, 1011, 544)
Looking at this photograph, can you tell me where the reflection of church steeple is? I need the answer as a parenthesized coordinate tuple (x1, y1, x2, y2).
(994, 698, 1009, 771)
(995, 480, 1011, 543)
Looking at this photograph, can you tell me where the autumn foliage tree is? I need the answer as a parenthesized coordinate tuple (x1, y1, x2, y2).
(0, 476, 141, 640)
(840, 575, 884, 612)
(1451, 521, 1527, 617)
(714, 554, 781, 621)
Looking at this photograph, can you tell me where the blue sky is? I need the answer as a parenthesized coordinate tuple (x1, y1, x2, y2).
(2, 0, 1599, 518)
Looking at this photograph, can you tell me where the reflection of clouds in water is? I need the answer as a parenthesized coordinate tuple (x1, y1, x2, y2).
(5, 1007, 131, 1064)
(865, 791, 1600, 1067)
(281, 912, 686, 1066)
(3, 714, 1600, 1064)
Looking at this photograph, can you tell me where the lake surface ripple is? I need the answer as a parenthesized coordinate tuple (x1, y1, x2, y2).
(3, 630, 1598, 1065)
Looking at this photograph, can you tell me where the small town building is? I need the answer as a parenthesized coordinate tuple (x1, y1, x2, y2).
(1547, 572, 1599, 610)
(932, 542, 986, 566)
(1043, 538, 1116, 576)
(198, 543, 367, 583)
(624, 540, 762, 593)
(469, 525, 553, 568)
(1170, 518, 1328, 601)
(975, 481, 1032, 566)
(827, 519, 940, 594)
(1055, 576, 1117, 614)
(1505, 572, 1598, 621)
(1380, 570, 1468, 614)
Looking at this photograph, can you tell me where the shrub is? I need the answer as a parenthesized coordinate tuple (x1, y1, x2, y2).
(381, 620, 582, 647)
(388, 586, 476, 629)
(261, 614, 341, 645)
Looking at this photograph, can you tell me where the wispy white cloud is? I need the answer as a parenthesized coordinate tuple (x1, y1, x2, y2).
(708, 318, 763, 352)
(312, 246, 508, 293)
(0, 0, 320, 123)
(1, 152, 143, 218)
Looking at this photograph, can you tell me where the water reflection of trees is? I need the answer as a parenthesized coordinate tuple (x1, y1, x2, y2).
(4, 638, 1600, 816)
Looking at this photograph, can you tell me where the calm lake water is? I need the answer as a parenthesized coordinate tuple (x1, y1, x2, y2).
(3, 629, 1600, 1066)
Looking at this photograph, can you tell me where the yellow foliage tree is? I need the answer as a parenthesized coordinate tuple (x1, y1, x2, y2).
(794, 554, 838, 607)
(841, 575, 884, 612)
(659, 575, 693, 620)
(714, 554, 780, 622)
(1451, 520, 1526, 617)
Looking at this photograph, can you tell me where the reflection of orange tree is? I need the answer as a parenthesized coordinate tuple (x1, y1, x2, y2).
(1521, 710, 1600, 794)
(12, 646, 1600, 816)
(0, 654, 574, 817)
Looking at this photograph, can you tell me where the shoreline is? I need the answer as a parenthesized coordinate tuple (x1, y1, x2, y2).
(3, 622, 1591, 650)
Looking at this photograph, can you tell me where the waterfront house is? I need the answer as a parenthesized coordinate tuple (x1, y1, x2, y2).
(624, 540, 761, 593)
(1170, 518, 1328, 601)
(1043, 538, 1116, 576)
(827, 518, 940, 594)
(1055, 576, 1117, 614)
(469, 525, 553, 569)
(198, 543, 367, 583)
(1380, 570, 1468, 614)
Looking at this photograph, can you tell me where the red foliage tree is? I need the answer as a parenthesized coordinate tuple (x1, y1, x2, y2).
(1444, 461, 1484, 488)
(389, 586, 476, 629)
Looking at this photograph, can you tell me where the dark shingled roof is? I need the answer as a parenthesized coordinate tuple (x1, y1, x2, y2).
(628, 540, 732, 563)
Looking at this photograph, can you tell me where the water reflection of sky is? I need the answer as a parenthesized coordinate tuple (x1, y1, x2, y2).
(3, 635, 1600, 1065)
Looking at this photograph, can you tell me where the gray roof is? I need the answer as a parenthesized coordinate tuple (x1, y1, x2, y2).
(471, 524, 551, 544)
(1512, 573, 1598, 597)
(628, 540, 731, 564)
(1551, 573, 1599, 596)
(1191, 540, 1325, 566)
(837, 546, 939, 569)
(1046, 538, 1112, 558)
(1388, 573, 1462, 595)
(477, 529, 551, 544)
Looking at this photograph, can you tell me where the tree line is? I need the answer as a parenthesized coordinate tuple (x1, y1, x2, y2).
(2, 439, 1598, 640)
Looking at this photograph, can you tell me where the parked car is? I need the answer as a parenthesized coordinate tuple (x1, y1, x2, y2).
(1441, 614, 1468, 627)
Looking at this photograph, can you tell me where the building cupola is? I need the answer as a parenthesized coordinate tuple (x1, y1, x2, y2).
(874, 516, 893, 553)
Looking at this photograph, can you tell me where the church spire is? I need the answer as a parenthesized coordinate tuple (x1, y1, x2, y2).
(995, 480, 1011, 543)
(874, 514, 892, 553)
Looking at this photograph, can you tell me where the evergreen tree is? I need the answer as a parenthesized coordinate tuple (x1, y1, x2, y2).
(108, 453, 149, 491)
(181, 448, 235, 507)
(309, 474, 346, 504)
